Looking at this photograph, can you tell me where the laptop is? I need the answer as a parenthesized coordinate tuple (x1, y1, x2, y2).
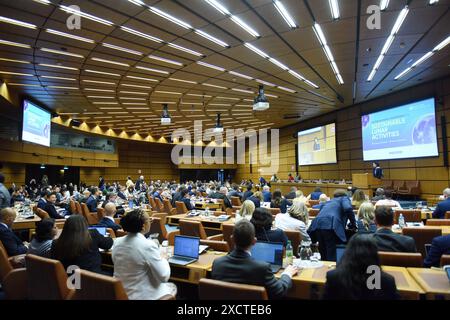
(89, 226, 107, 236)
(168, 235, 200, 266)
(251, 241, 284, 273)
(336, 244, 346, 263)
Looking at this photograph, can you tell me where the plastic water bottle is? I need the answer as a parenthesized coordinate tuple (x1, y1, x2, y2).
(286, 240, 294, 265)
(128, 200, 134, 209)
(398, 213, 406, 229)
(205, 207, 210, 217)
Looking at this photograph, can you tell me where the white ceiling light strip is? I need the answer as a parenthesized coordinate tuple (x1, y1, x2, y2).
(380, 0, 390, 11)
(0, 39, 31, 48)
(328, 0, 340, 20)
(46, 29, 95, 43)
(313, 23, 344, 84)
(148, 55, 183, 66)
(91, 57, 130, 67)
(40, 47, 84, 58)
(273, 1, 297, 28)
(135, 65, 169, 74)
(59, 5, 113, 26)
(429, 0, 439, 4)
(394, 35, 450, 80)
(245, 42, 319, 88)
(0, 16, 37, 29)
(196, 61, 226, 72)
(203, 0, 260, 38)
(367, 6, 409, 81)
(102, 43, 143, 56)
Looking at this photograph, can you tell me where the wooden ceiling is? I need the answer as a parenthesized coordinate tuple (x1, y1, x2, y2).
(0, 0, 449, 137)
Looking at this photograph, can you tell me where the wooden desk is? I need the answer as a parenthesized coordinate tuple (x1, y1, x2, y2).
(270, 182, 351, 197)
(167, 214, 234, 233)
(276, 262, 423, 300)
(393, 226, 450, 236)
(12, 215, 41, 230)
(193, 202, 221, 211)
(408, 268, 450, 299)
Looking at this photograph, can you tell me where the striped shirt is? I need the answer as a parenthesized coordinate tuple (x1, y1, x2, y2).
(28, 239, 52, 258)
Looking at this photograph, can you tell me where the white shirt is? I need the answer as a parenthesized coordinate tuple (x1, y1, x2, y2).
(235, 213, 252, 222)
(112, 233, 172, 300)
(375, 199, 402, 209)
(274, 213, 311, 242)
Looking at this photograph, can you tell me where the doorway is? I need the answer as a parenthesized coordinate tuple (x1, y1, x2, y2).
(25, 164, 80, 186)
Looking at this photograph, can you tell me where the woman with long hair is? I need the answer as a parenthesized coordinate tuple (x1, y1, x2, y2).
(236, 200, 255, 222)
(51, 215, 113, 274)
(351, 189, 368, 209)
(275, 201, 311, 242)
(250, 208, 288, 247)
(357, 202, 376, 233)
(322, 233, 399, 300)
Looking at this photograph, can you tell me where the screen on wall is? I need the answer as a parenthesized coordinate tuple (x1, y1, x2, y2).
(361, 97, 438, 161)
(297, 123, 337, 166)
(22, 100, 51, 147)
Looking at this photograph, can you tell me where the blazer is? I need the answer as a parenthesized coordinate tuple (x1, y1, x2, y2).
(284, 191, 296, 200)
(254, 228, 288, 247)
(0, 223, 28, 256)
(423, 235, 450, 268)
(98, 217, 122, 232)
(323, 269, 399, 300)
(372, 228, 417, 253)
(432, 198, 450, 219)
(0, 183, 11, 209)
(356, 220, 377, 233)
(247, 196, 261, 208)
(211, 248, 292, 299)
(86, 195, 98, 212)
(309, 191, 322, 201)
(51, 229, 113, 274)
(242, 191, 253, 201)
(44, 202, 65, 219)
(37, 198, 47, 210)
(270, 199, 291, 213)
(153, 192, 163, 202)
(307, 197, 356, 242)
(181, 197, 194, 211)
(262, 191, 272, 202)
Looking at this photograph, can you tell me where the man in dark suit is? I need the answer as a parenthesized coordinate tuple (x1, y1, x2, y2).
(44, 192, 65, 219)
(423, 234, 450, 267)
(0, 207, 28, 256)
(242, 185, 253, 201)
(37, 190, 49, 210)
(98, 203, 122, 232)
(86, 187, 99, 212)
(211, 219, 298, 299)
(228, 184, 242, 201)
(432, 188, 450, 219)
(180, 189, 194, 211)
(171, 186, 186, 206)
(307, 189, 356, 261)
(284, 187, 297, 200)
(262, 186, 272, 202)
(209, 187, 232, 208)
(372, 206, 416, 253)
(372, 162, 383, 179)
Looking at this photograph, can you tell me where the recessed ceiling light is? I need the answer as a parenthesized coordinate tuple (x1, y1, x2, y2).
(135, 65, 169, 74)
(126, 75, 159, 82)
(119, 97, 147, 100)
(84, 88, 115, 92)
(38, 63, 78, 71)
(92, 101, 119, 104)
(277, 86, 296, 93)
(102, 43, 143, 56)
(154, 90, 182, 95)
(194, 30, 229, 47)
(0, 71, 34, 76)
(256, 79, 276, 87)
(169, 78, 197, 84)
(84, 69, 121, 77)
(47, 86, 79, 90)
(46, 29, 95, 43)
(196, 61, 226, 72)
(120, 83, 152, 89)
(380, 0, 390, 11)
(40, 47, 84, 58)
(6, 82, 40, 86)
(82, 79, 116, 85)
(0, 16, 37, 29)
(86, 96, 116, 99)
(0, 57, 30, 64)
(328, 0, 340, 19)
(40, 75, 77, 81)
(269, 57, 289, 71)
(202, 83, 227, 89)
(313, 23, 343, 84)
(231, 88, 253, 94)
(0, 39, 31, 48)
(119, 91, 148, 95)
(148, 55, 183, 66)
(273, 1, 297, 28)
(230, 16, 260, 38)
(244, 43, 268, 58)
(149, 6, 192, 29)
(59, 5, 114, 26)
(167, 43, 203, 57)
(228, 70, 253, 80)
(91, 57, 130, 67)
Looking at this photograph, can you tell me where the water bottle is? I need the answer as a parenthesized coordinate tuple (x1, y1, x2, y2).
(128, 199, 134, 209)
(398, 213, 406, 229)
(205, 207, 210, 217)
(286, 240, 294, 265)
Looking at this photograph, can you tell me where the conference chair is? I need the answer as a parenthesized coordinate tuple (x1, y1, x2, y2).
(178, 220, 223, 241)
(383, 180, 393, 191)
(392, 180, 406, 195)
(0, 242, 27, 300)
(216, 198, 226, 211)
(163, 198, 177, 215)
(25, 254, 74, 300)
(309, 208, 320, 217)
(402, 227, 442, 258)
(152, 212, 168, 225)
(148, 196, 160, 212)
(267, 207, 281, 216)
(36, 208, 50, 219)
(378, 251, 423, 268)
(74, 201, 82, 215)
(149, 217, 169, 243)
(154, 198, 165, 212)
(230, 196, 242, 206)
(175, 201, 189, 215)
(71, 269, 128, 300)
(200, 239, 230, 252)
(445, 211, 450, 219)
(285, 230, 302, 257)
(397, 181, 420, 199)
(440, 254, 450, 267)
(198, 278, 268, 300)
(222, 224, 235, 250)
(426, 219, 450, 226)
(393, 210, 422, 224)
(308, 200, 320, 206)
(96, 207, 106, 222)
(32, 204, 37, 215)
(81, 203, 99, 225)
(69, 199, 77, 215)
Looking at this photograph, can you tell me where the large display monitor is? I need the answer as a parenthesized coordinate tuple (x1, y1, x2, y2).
(22, 99, 51, 147)
(361, 97, 438, 161)
(297, 123, 337, 166)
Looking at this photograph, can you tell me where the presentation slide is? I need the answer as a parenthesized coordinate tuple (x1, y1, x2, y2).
(361, 97, 438, 161)
(22, 100, 51, 147)
(297, 123, 337, 166)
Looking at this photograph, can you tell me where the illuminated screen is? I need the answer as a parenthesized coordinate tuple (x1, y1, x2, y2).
(297, 123, 337, 166)
(362, 97, 438, 161)
(22, 100, 51, 147)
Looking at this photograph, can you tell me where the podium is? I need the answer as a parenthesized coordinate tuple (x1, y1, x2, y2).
(352, 173, 382, 195)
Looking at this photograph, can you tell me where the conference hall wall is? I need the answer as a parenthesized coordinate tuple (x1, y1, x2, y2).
(235, 76, 450, 199)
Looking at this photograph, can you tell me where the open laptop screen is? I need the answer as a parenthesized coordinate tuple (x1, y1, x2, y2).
(251, 241, 284, 265)
(174, 236, 200, 259)
(89, 226, 106, 236)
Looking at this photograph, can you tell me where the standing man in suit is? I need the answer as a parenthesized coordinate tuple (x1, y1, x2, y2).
(433, 188, 450, 219)
(307, 189, 356, 261)
(0, 207, 28, 256)
(0, 173, 11, 210)
(372, 206, 416, 252)
(372, 162, 383, 179)
(98, 203, 122, 232)
(211, 219, 298, 299)
(44, 192, 65, 219)
(86, 187, 99, 212)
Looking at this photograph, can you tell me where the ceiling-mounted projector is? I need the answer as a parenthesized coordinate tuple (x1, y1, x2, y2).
(253, 84, 270, 111)
(161, 103, 171, 125)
